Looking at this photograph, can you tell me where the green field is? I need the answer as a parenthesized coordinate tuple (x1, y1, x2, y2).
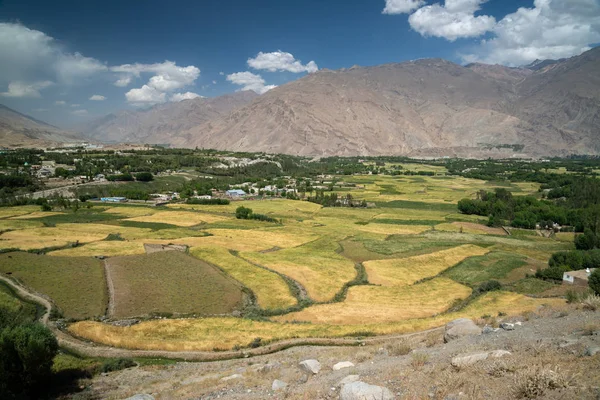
(108, 251, 245, 318)
(0, 252, 106, 319)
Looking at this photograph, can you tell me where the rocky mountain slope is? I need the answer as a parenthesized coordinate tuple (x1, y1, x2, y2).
(178, 47, 599, 157)
(79, 91, 258, 144)
(0, 104, 83, 148)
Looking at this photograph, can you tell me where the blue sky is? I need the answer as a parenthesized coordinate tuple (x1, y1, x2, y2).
(1, 0, 599, 127)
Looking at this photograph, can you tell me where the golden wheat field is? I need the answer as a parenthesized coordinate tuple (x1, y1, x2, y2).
(364, 244, 490, 286)
(0, 171, 573, 352)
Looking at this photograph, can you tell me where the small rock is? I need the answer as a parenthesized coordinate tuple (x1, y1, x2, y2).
(272, 379, 287, 391)
(482, 325, 498, 334)
(444, 318, 482, 342)
(489, 350, 511, 358)
(253, 362, 281, 374)
(585, 346, 600, 356)
(340, 381, 395, 400)
(221, 374, 243, 381)
(333, 361, 355, 371)
(559, 338, 579, 348)
(299, 359, 321, 374)
(338, 375, 360, 387)
(500, 323, 515, 331)
(515, 321, 522, 326)
(124, 395, 154, 400)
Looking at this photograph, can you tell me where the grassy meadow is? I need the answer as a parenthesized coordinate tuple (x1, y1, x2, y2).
(0, 168, 572, 350)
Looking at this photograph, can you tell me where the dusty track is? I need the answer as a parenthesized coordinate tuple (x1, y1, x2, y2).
(0, 273, 444, 361)
(103, 259, 116, 318)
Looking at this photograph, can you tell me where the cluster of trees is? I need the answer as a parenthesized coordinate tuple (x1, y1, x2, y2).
(186, 198, 230, 205)
(235, 206, 279, 223)
(458, 188, 570, 229)
(0, 303, 58, 399)
(307, 192, 367, 208)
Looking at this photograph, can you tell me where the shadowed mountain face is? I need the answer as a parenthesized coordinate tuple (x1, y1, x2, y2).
(81, 48, 599, 157)
(0, 104, 83, 147)
(177, 48, 600, 157)
(79, 91, 258, 144)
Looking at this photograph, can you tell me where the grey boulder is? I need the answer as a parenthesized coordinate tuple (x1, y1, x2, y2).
(272, 379, 287, 391)
(444, 318, 482, 343)
(340, 381, 394, 400)
(299, 359, 321, 374)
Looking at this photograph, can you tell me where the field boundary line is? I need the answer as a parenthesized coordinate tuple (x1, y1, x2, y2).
(103, 259, 116, 318)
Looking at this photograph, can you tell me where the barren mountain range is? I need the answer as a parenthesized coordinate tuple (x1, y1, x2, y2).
(4, 48, 599, 157)
(0, 104, 84, 148)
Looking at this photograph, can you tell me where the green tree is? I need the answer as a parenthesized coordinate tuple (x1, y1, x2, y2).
(0, 323, 58, 399)
(235, 206, 253, 220)
(134, 172, 154, 182)
(589, 268, 600, 295)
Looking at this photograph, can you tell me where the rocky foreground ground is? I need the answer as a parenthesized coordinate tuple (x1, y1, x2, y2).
(67, 304, 600, 400)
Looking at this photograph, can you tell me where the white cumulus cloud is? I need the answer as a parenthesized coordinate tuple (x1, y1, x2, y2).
(54, 100, 67, 106)
(226, 72, 276, 94)
(71, 109, 88, 116)
(170, 92, 203, 102)
(125, 85, 167, 105)
(408, 0, 496, 41)
(112, 61, 201, 104)
(89, 95, 106, 101)
(462, 0, 600, 66)
(383, 0, 425, 14)
(1, 81, 53, 98)
(248, 51, 318, 73)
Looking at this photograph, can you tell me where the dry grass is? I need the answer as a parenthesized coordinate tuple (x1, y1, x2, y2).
(386, 340, 412, 356)
(48, 240, 147, 257)
(513, 365, 571, 398)
(356, 223, 431, 235)
(364, 244, 490, 286)
(102, 206, 157, 217)
(275, 278, 472, 324)
(9, 211, 65, 219)
(108, 252, 244, 318)
(434, 222, 506, 235)
(68, 291, 563, 352)
(0, 205, 41, 218)
(581, 293, 600, 311)
(0, 252, 106, 319)
(242, 237, 356, 302)
(190, 246, 296, 310)
(125, 210, 228, 226)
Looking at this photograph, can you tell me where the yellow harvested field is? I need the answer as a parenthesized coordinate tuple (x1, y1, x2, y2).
(0, 219, 44, 231)
(356, 223, 431, 235)
(68, 291, 563, 352)
(102, 206, 157, 217)
(275, 278, 472, 324)
(48, 240, 146, 257)
(555, 232, 576, 242)
(125, 211, 228, 226)
(364, 244, 490, 286)
(168, 199, 322, 218)
(186, 228, 317, 252)
(242, 238, 356, 302)
(434, 222, 506, 235)
(191, 246, 296, 310)
(372, 211, 448, 221)
(0, 205, 41, 218)
(9, 211, 65, 219)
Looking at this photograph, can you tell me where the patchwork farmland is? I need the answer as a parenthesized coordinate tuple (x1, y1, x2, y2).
(0, 170, 575, 354)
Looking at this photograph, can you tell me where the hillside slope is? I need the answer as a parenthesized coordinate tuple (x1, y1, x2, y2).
(0, 104, 83, 148)
(180, 48, 599, 157)
(80, 91, 258, 144)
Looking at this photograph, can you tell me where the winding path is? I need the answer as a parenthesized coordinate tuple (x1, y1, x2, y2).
(0, 273, 444, 362)
(103, 259, 116, 317)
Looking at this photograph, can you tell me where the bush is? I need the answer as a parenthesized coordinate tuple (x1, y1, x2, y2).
(134, 172, 154, 182)
(535, 265, 570, 281)
(235, 206, 253, 220)
(0, 323, 58, 399)
(100, 358, 136, 373)
(476, 280, 502, 294)
(589, 268, 600, 295)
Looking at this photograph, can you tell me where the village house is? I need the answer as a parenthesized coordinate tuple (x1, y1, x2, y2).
(226, 189, 246, 198)
(563, 268, 596, 286)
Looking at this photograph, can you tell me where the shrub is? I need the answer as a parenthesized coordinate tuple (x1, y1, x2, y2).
(589, 268, 600, 295)
(565, 289, 580, 304)
(235, 206, 253, 220)
(410, 352, 429, 369)
(100, 358, 136, 373)
(134, 172, 154, 182)
(386, 340, 412, 356)
(476, 280, 502, 294)
(513, 366, 570, 398)
(582, 293, 600, 311)
(0, 323, 59, 399)
(249, 337, 262, 348)
(186, 198, 230, 205)
(104, 233, 124, 241)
